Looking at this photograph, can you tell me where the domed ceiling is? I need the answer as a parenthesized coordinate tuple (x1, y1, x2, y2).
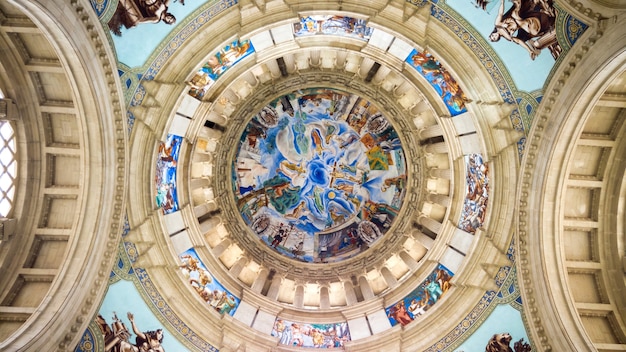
(234, 88, 408, 263)
(1, 0, 625, 352)
(90, 0, 584, 349)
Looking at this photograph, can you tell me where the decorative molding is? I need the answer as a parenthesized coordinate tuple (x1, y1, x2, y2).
(516, 20, 606, 351)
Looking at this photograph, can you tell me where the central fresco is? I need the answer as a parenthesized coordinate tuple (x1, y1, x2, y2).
(233, 88, 407, 263)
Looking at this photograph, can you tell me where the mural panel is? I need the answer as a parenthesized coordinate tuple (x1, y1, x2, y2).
(293, 15, 373, 40)
(405, 49, 469, 116)
(187, 38, 255, 100)
(155, 134, 182, 214)
(272, 318, 351, 348)
(233, 88, 407, 263)
(385, 264, 454, 327)
(458, 153, 489, 233)
(179, 248, 241, 316)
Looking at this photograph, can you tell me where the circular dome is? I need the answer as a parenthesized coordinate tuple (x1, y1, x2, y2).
(233, 88, 407, 263)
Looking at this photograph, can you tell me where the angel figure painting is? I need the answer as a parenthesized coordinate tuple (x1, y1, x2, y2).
(108, 0, 178, 36)
(478, 0, 560, 60)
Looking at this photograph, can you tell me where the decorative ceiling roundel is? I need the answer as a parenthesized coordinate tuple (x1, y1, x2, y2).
(233, 88, 407, 263)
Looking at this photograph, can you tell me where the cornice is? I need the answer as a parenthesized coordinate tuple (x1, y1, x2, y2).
(212, 69, 426, 282)
(516, 15, 608, 351)
(52, 0, 127, 350)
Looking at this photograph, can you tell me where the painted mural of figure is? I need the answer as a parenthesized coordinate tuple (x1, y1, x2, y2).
(271, 224, 286, 247)
(381, 175, 406, 192)
(179, 254, 199, 272)
(388, 301, 413, 326)
(118, 312, 165, 352)
(425, 279, 443, 303)
(108, 0, 176, 36)
(290, 323, 304, 347)
(273, 319, 286, 340)
(209, 290, 222, 308)
(279, 323, 293, 345)
(291, 241, 304, 256)
(408, 296, 427, 318)
(410, 51, 441, 74)
(189, 269, 212, 287)
(358, 220, 381, 245)
(219, 295, 237, 315)
(436, 268, 452, 294)
(487, 0, 559, 60)
(311, 329, 325, 347)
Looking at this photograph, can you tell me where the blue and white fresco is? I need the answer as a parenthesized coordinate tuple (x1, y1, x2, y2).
(272, 319, 351, 348)
(458, 154, 489, 233)
(179, 248, 241, 316)
(155, 134, 182, 214)
(233, 88, 407, 263)
(187, 38, 255, 99)
(405, 49, 469, 116)
(293, 15, 373, 40)
(386, 264, 454, 327)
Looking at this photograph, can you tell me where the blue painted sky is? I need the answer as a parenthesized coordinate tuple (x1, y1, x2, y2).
(453, 304, 531, 351)
(110, 0, 205, 68)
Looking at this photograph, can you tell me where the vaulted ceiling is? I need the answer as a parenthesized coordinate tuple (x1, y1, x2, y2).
(0, 0, 624, 351)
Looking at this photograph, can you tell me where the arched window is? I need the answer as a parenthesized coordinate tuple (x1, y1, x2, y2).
(0, 120, 16, 217)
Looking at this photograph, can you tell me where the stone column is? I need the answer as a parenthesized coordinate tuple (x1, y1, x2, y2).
(398, 250, 420, 271)
(266, 273, 283, 300)
(424, 141, 448, 154)
(380, 266, 398, 288)
(358, 275, 375, 300)
(418, 124, 444, 140)
(319, 283, 330, 309)
(293, 280, 305, 308)
(228, 256, 247, 278)
(251, 268, 268, 293)
(427, 192, 451, 207)
(417, 214, 442, 234)
(343, 279, 358, 306)
(212, 238, 232, 257)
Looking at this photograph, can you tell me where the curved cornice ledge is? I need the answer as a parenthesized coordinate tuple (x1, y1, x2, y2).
(517, 11, 626, 352)
(0, 0, 128, 351)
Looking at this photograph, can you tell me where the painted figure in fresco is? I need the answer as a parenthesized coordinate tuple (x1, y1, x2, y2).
(425, 278, 443, 303)
(271, 224, 286, 247)
(219, 295, 237, 315)
(116, 312, 165, 352)
(108, 0, 176, 36)
(311, 328, 325, 347)
(97, 313, 133, 352)
(485, 332, 513, 352)
(209, 290, 223, 308)
(279, 322, 293, 345)
(179, 254, 200, 272)
(272, 319, 286, 341)
(407, 296, 428, 318)
(487, 0, 559, 60)
(290, 323, 305, 347)
(387, 301, 413, 326)
(436, 268, 453, 294)
(460, 154, 489, 232)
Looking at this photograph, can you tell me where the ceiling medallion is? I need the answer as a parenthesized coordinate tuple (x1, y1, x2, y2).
(232, 88, 408, 263)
